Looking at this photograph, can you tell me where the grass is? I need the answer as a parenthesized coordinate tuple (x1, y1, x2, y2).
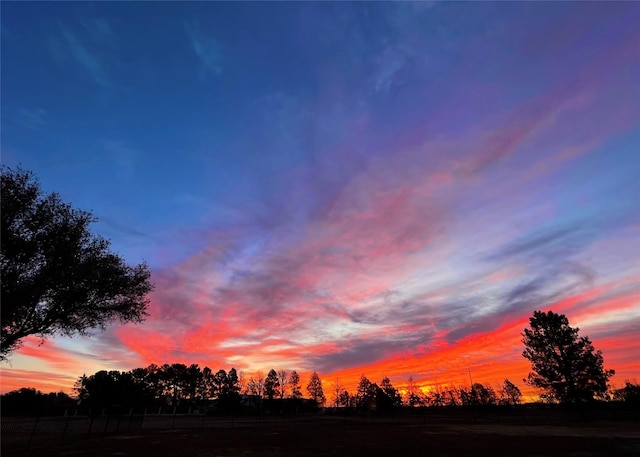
(3, 409, 639, 457)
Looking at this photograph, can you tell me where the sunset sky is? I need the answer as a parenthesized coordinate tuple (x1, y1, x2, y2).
(1, 2, 639, 399)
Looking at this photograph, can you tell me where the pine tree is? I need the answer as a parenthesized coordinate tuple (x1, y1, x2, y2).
(522, 310, 614, 403)
(306, 371, 325, 406)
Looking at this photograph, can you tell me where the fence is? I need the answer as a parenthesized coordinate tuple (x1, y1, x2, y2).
(1, 410, 244, 452)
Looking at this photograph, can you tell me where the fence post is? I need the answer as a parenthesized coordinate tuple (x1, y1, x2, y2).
(103, 413, 111, 435)
(171, 406, 177, 429)
(62, 411, 72, 441)
(27, 415, 40, 450)
(127, 407, 134, 432)
(88, 411, 95, 436)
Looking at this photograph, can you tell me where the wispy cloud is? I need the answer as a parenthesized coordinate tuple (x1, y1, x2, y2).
(101, 139, 137, 180)
(80, 17, 117, 46)
(185, 21, 223, 78)
(59, 23, 113, 88)
(18, 108, 48, 129)
(372, 45, 409, 95)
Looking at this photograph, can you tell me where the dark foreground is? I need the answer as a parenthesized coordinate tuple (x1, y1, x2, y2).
(3, 414, 640, 457)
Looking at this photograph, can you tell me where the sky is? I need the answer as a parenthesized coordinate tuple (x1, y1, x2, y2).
(1, 2, 639, 399)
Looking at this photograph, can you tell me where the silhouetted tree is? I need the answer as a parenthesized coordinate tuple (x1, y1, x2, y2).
(144, 364, 165, 404)
(288, 370, 302, 399)
(405, 376, 424, 407)
(184, 364, 202, 404)
(277, 369, 288, 399)
(255, 371, 265, 398)
(612, 381, 640, 405)
(356, 375, 376, 410)
(522, 310, 615, 404)
(1, 167, 153, 359)
(380, 376, 402, 406)
(426, 389, 445, 407)
(306, 371, 325, 406)
(441, 386, 460, 406)
(75, 371, 111, 409)
(264, 369, 280, 401)
(331, 379, 344, 407)
(371, 383, 395, 412)
(499, 379, 522, 406)
(246, 378, 259, 396)
(73, 364, 245, 414)
(458, 386, 473, 406)
(75, 370, 149, 412)
(130, 366, 153, 392)
(212, 369, 228, 399)
(237, 370, 246, 394)
(338, 389, 352, 408)
(218, 367, 241, 413)
(227, 367, 241, 396)
(200, 367, 213, 405)
(471, 383, 497, 406)
(1, 388, 75, 416)
(166, 363, 191, 407)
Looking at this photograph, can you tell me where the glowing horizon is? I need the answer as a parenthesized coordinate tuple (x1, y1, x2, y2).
(1, 3, 639, 400)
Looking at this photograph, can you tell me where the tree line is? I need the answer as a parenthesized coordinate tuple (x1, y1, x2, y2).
(3, 367, 638, 418)
(3, 363, 524, 416)
(69, 365, 333, 415)
(75, 366, 523, 413)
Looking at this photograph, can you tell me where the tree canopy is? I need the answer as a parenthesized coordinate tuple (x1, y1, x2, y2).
(288, 370, 302, 399)
(1, 166, 153, 359)
(500, 379, 522, 406)
(264, 369, 280, 401)
(522, 310, 614, 404)
(306, 371, 325, 406)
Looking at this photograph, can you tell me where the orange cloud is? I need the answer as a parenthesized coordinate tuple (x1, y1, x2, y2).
(0, 369, 78, 395)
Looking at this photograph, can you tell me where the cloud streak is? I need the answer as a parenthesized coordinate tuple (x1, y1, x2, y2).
(59, 24, 113, 88)
(185, 20, 223, 78)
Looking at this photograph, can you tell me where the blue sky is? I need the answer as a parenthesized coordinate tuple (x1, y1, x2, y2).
(1, 2, 639, 395)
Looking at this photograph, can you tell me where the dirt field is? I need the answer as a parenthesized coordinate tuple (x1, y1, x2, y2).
(3, 414, 640, 457)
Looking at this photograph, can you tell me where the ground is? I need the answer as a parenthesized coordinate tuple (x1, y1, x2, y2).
(3, 412, 639, 457)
